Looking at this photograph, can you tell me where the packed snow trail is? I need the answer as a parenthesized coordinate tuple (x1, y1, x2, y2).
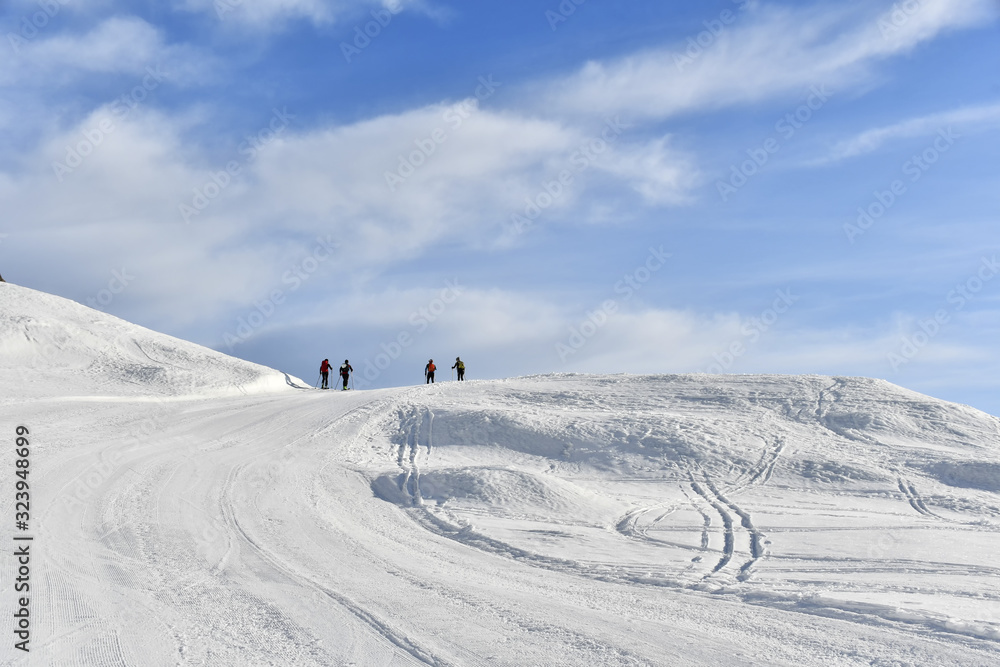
(4, 283, 1000, 665)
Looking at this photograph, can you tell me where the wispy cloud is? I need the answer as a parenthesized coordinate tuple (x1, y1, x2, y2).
(1, 16, 217, 87)
(818, 102, 1000, 163)
(2, 98, 701, 327)
(178, 0, 425, 28)
(540, 0, 997, 121)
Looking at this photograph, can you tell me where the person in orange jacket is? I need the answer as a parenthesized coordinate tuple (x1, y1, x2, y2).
(425, 359, 436, 384)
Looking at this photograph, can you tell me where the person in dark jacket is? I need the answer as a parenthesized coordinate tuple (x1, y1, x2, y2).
(452, 357, 465, 381)
(340, 360, 353, 390)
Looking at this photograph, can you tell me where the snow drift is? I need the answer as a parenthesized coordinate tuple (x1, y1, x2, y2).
(0, 282, 304, 398)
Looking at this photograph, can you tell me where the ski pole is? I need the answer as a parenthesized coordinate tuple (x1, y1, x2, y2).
(315, 374, 321, 388)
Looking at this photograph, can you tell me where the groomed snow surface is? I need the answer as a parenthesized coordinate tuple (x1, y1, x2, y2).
(3, 282, 1000, 666)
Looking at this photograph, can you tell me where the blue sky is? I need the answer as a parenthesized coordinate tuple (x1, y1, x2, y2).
(3, 0, 1000, 412)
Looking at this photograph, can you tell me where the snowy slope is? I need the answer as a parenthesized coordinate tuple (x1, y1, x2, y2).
(3, 287, 1000, 666)
(0, 282, 305, 398)
(365, 376, 1000, 645)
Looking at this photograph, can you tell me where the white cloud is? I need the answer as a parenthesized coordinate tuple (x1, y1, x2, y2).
(1, 16, 218, 88)
(594, 136, 702, 206)
(206, 103, 700, 260)
(819, 102, 1000, 162)
(540, 0, 998, 121)
(179, 0, 425, 28)
(1, 97, 702, 333)
(27, 16, 162, 73)
(287, 285, 918, 384)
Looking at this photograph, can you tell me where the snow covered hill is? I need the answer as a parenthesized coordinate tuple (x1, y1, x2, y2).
(3, 284, 1000, 665)
(365, 375, 1000, 643)
(0, 282, 305, 398)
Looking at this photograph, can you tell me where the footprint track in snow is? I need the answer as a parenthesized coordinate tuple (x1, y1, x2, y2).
(396, 406, 435, 506)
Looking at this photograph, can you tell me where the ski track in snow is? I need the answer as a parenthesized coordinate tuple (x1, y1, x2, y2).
(898, 477, 941, 519)
(615, 432, 780, 584)
(220, 468, 447, 667)
(396, 406, 435, 507)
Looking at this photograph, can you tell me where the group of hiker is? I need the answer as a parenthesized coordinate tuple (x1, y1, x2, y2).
(423, 357, 466, 384)
(319, 359, 353, 390)
(318, 356, 465, 390)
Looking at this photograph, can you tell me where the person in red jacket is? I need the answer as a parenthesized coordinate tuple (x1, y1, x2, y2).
(425, 359, 436, 384)
(319, 359, 331, 389)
